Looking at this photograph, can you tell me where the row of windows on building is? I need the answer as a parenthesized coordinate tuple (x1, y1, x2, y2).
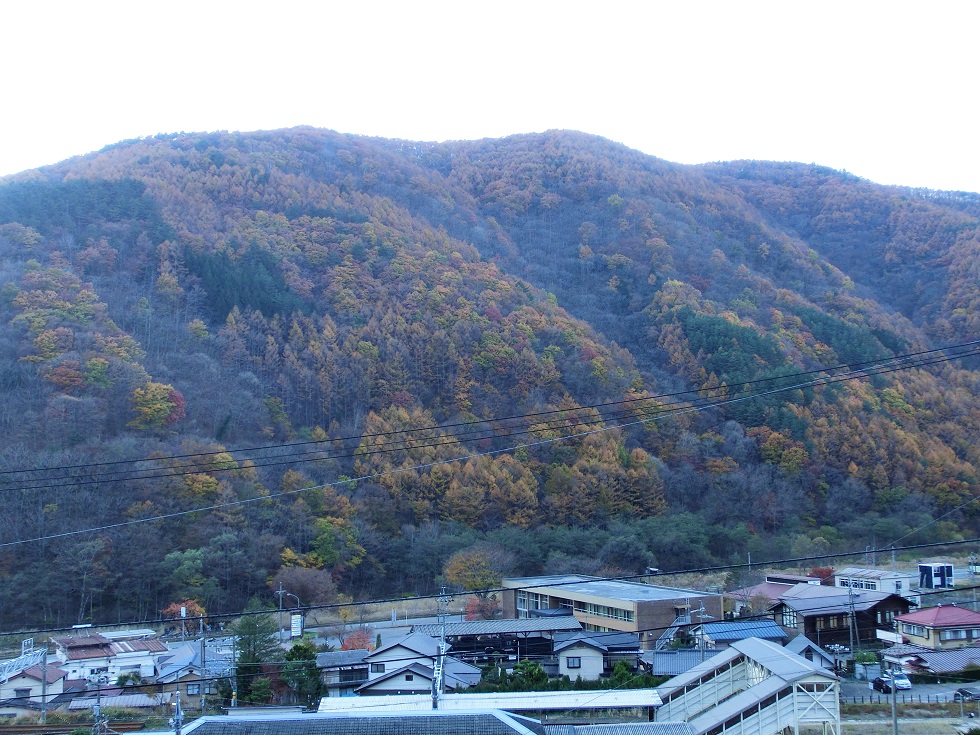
(837, 580, 881, 590)
(901, 623, 980, 641)
(515, 591, 634, 623)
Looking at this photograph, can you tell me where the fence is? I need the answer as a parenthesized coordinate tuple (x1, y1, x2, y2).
(842, 693, 968, 704)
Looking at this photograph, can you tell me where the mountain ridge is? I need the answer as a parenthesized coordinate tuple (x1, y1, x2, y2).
(0, 127, 977, 629)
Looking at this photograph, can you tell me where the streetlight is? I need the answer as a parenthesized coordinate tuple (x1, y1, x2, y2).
(86, 674, 110, 735)
(275, 583, 302, 643)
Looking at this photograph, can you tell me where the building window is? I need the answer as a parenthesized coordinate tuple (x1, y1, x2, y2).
(878, 610, 895, 625)
(370, 663, 385, 673)
(186, 683, 201, 696)
(895, 581, 903, 592)
(14, 688, 31, 698)
(567, 657, 581, 669)
(902, 623, 926, 637)
(940, 629, 969, 641)
(781, 608, 798, 627)
(405, 674, 414, 681)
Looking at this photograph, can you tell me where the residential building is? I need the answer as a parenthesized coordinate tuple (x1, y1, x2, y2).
(502, 575, 723, 650)
(693, 621, 788, 649)
(784, 635, 837, 671)
(833, 567, 918, 599)
(356, 633, 480, 696)
(769, 583, 912, 646)
(51, 630, 169, 680)
(315, 650, 369, 698)
(550, 631, 641, 681)
(155, 640, 232, 705)
(0, 662, 67, 704)
(894, 604, 980, 650)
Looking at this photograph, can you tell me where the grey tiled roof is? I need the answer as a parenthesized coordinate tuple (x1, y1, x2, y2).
(699, 621, 787, 641)
(184, 711, 548, 735)
(908, 646, 980, 673)
(413, 618, 582, 637)
(315, 649, 370, 668)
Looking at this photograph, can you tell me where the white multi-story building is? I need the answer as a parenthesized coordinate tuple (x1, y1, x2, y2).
(833, 567, 918, 599)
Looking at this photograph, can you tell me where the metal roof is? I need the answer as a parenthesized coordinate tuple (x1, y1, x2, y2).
(907, 646, 980, 673)
(318, 689, 662, 713)
(657, 637, 836, 701)
(835, 567, 916, 579)
(698, 621, 786, 641)
(183, 710, 548, 735)
(504, 576, 718, 603)
(414, 617, 583, 637)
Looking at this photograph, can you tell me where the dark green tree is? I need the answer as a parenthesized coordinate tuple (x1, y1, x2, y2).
(282, 641, 322, 707)
(230, 598, 279, 703)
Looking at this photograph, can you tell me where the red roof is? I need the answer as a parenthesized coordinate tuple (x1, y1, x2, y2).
(896, 604, 980, 627)
(19, 664, 68, 684)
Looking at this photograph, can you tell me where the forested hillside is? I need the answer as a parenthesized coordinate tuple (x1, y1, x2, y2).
(0, 128, 977, 629)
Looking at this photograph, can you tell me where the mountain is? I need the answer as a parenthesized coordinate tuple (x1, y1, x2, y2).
(0, 128, 977, 629)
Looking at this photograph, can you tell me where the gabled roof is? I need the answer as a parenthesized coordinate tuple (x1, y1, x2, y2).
(906, 646, 980, 673)
(7, 663, 68, 684)
(784, 635, 834, 661)
(896, 604, 980, 627)
(773, 584, 906, 614)
(554, 637, 608, 654)
(553, 631, 640, 653)
(369, 632, 441, 660)
(698, 621, 787, 642)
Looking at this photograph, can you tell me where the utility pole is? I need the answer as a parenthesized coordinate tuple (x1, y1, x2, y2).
(889, 664, 898, 735)
(169, 690, 183, 735)
(277, 582, 284, 644)
(200, 618, 206, 715)
(40, 643, 47, 725)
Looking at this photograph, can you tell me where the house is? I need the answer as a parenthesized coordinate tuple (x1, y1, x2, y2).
(894, 604, 980, 649)
(502, 575, 723, 650)
(356, 633, 480, 696)
(727, 573, 819, 616)
(411, 616, 582, 664)
(550, 631, 641, 680)
(0, 662, 67, 704)
(315, 649, 369, 698)
(901, 645, 980, 674)
(769, 583, 912, 646)
(784, 635, 837, 671)
(155, 640, 232, 704)
(833, 567, 919, 600)
(693, 621, 788, 649)
(51, 630, 169, 680)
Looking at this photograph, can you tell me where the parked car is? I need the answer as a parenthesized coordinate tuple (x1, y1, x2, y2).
(954, 687, 980, 702)
(890, 672, 912, 690)
(870, 677, 892, 693)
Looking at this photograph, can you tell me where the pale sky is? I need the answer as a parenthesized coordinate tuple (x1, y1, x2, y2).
(2, 1, 978, 193)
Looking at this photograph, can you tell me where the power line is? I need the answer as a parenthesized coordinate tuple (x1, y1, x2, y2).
(1, 343, 978, 548)
(1, 339, 977, 492)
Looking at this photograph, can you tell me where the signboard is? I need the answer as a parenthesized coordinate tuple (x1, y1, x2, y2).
(290, 613, 304, 639)
(919, 564, 955, 589)
(877, 629, 903, 644)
